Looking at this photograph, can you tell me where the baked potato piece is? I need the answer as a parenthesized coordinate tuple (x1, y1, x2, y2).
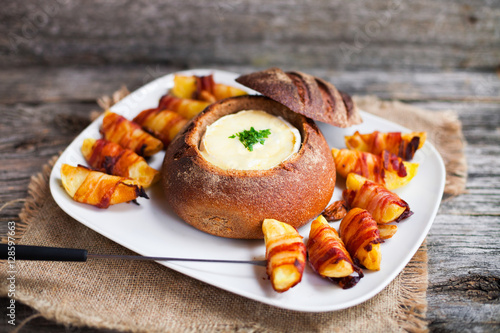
(81, 138, 159, 188)
(343, 173, 413, 224)
(60, 164, 148, 208)
(170, 75, 197, 99)
(340, 208, 384, 271)
(331, 148, 418, 190)
(133, 108, 188, 147)
(101, 111, 163, 157)
(170, 74, 247, 102)
(158, 95, 210, 119)
(262, 219, 306, 292)
(378, 224, 398, 240)
(345, 131, 426, 161)
(307, 215, 355, 278)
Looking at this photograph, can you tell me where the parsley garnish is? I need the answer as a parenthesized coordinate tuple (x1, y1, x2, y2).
(229, 127, 271, 151)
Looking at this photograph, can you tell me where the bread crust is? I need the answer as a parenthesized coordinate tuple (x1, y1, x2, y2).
(236, 68, 362, 128)
(161, 95, 336, 239)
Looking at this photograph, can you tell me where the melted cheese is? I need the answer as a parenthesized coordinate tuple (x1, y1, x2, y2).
(199, 110, 301, 170)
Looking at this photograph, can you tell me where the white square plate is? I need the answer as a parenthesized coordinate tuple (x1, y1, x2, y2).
(49, 69, 445, 312)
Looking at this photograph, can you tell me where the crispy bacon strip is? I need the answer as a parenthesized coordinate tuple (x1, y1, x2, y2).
(307, 215, 356, 277)
(340, 208, 384, 271)
(101, 111, 163, 157)
(158, 95, 210, 119)
(345, 131, 427, 161)
(81, 138, 159, 188)
(343, 173, 413, 224)
(262, 219, 306, 292)
(133, 108, 188, 147)
(331, 148, 419, 190)
(61, 164, 148, 209)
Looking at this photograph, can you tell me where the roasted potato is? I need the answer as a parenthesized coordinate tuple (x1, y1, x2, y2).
(133, 108, 188, 147)
(343, 173, 413, 224)
(101, 111, 163, 157)
(378, 224, 398, 240)
(170, 75, 197, 99)
(331, 148, 418, 190)
(340, 208, 384, 271)
(61, 164, 148, 208)
(345, 131, 426, 161)
(262, 219, 306, 292)
(307, 215, 355, 278)
(170, 74, 247, 102)
(81, 138, 159, 188)
(158, 95, 210, 119)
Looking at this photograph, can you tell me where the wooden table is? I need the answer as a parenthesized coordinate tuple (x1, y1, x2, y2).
(1, 65, 499, 332)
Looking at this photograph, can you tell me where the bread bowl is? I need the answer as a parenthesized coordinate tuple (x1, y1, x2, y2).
(161, 95, 336, 239)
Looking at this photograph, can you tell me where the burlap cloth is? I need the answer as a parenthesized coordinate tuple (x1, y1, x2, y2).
(0, 93, 467, 332)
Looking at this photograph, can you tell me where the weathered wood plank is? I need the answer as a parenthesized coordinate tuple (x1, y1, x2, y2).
(0, 0, 499, 70)
(1, 66, 499, 104)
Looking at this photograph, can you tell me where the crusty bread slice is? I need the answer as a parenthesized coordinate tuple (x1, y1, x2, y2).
(236, 67, 362, 128)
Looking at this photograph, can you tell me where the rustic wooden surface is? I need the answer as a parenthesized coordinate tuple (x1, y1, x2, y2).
(1, 0, 500, 70)
(0, 65, 499, 332)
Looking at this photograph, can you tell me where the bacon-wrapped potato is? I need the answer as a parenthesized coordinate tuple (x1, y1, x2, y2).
(101, 111, 163, 157)
(158, 95, 210, 120)
(343, 173, 413, 224)
(345, 131, 426, 161)
(61, 164, 148, 208)
(170, 74, 247, 102)
(307, 215, 355, 278)
(132, 108, 188, 147)
(340, 208, 384, 271)
(262, 219, 306, 292)
(81, 138, 159, 188)
(331, 148, 418, 190)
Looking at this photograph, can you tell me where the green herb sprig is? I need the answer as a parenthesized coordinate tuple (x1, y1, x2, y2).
(229, 127, 271, 152)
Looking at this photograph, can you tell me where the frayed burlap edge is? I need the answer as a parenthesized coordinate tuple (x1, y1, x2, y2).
(396, 242, 428, 333)
(353, 95, 467, 196)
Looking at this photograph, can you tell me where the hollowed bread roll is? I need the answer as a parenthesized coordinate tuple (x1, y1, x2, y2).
(161, 95, 336, 239)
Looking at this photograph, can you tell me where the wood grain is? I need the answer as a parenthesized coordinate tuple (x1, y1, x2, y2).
(1, 1, 499, 70)
(0, 65, 499, 332)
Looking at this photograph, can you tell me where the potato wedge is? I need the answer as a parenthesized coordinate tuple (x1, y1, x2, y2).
(170, 75, 197, 99)
(340, 208, 383, 271)
(345, 131, 426, 160)
(133, 108, 188, 147)
(101, 111, 163, 157)
(378, 224, 398, 240)
(331, 148, 418, 190)
(343, 173, 413, 224)
(81, 138, 159, 188)
(262, 219, 306, 292)
(307, 215, 355, 278)
(158, 95, 210, 119)
(61, 164, 148, 208)
(171, 74, 247, 102)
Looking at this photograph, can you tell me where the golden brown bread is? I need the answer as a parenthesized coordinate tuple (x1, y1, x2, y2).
(236, 68, 362, 128)
(161, 95, 336, 239)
